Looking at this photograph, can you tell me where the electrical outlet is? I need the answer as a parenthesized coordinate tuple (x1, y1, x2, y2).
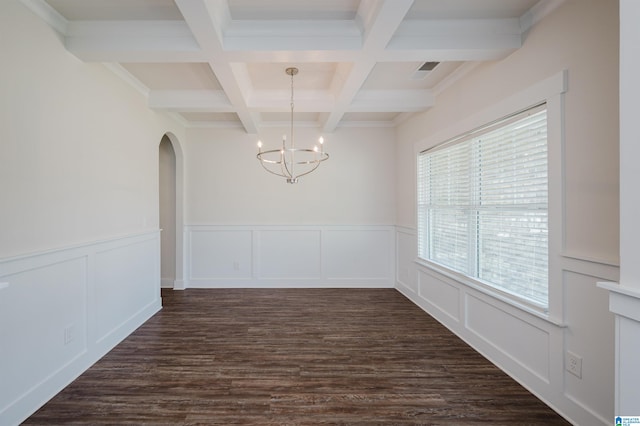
(233, 261, 240, 271)
(566, 351, 582, 378)
(64, 324, 75, 345)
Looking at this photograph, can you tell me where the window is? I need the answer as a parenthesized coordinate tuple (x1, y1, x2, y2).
(417, 104, 548, 309)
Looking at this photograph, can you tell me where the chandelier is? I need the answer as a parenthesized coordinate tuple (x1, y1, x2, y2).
(256, 67, 329, 184)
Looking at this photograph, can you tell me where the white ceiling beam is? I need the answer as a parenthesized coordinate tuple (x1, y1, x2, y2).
(148, 88, 430, 115)
(175, 0, 258, 134)
(249, 90, 335, 112)
(148, 90, 233, 112)
(387, 19, 522, 52)
(60, 17, 523, 64)
(64, 20, 203, 62)
(228, 63, 254, 106)
(57, 13, 524, 64)
(520, 0, 566, 34)
(21, 0, 68, 34)
(322, 0, 415, 133)
(223, 50, 361, 63)
(223, 20, 362, 51)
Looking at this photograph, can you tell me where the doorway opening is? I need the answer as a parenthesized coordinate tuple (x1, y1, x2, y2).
(159, 133, 184, 289)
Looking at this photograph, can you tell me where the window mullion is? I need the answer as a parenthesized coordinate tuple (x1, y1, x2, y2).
(468, 138, 480, 278)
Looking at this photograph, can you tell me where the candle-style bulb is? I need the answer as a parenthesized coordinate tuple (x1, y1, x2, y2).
(257, 140, 263, 150)
(319, 136, 324, 145)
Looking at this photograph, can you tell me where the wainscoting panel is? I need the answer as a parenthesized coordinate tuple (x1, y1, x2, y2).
(0, 256, 88, 419)
(189, 229, 253, 280)
(258, 230, 321, 279)
(562, 269, 616, 423)
(0, 231, 161, 426)
(93, 236, 161, 345)
(324, 229, 392, 280)
(396, 227, 418, 294)
(395, 227, 619, 426)
(418, 269, 460, 322)
(184, 225, 395, 288)
(465, 294, 550, 381)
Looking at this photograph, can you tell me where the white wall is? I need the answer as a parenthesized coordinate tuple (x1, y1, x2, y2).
(186, 126, 396, 225)
(395, 0, 619, 424)
(0, 1, 185, 259)
(0, 1, 185, 424)
(183, 125, 397, 288)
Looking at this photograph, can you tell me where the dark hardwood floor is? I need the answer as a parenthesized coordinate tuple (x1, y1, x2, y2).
(25, 288, 570, 425)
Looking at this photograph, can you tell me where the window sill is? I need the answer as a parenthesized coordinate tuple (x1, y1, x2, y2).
(414, 258, 566, 327)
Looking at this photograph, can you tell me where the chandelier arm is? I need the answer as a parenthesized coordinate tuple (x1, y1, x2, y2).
(257, 149, 285, 164)
(255, 67, 328, 183)
(283, 149, 329, 165)
(288, 154, 329, 179)
(281, 149, 294, 179)
(258, 155, 288, 179)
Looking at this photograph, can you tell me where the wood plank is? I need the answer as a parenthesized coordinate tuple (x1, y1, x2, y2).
(24, 288, 570, 424)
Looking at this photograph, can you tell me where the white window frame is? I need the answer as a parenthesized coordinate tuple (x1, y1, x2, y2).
(418, 104, 549, 309)
(414, 71, 566, 324)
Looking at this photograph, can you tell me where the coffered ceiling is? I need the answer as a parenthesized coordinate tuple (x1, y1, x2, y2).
(25, 0, 562, 133)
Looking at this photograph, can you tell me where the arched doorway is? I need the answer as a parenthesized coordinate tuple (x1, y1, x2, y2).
(159, 133, 185, 289)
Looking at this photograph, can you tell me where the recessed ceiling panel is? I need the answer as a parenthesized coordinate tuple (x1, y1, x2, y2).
(362, 61, 465, 90)
(362, 62, 426, 90)
(228, 0, 360, 20)
(38, 0, 547, 130)
(121, 63, 222, 90)
(44, 0, 183, 21)
(247, 63, 337, 90)
(261, 112, 320, 123)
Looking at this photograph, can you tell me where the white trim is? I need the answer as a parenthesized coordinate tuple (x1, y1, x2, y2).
(414, 70, 568, 323)
(520, 0, 566, 34)
(598, 281, 640, 322)
(0, 231, 161, 425)
(561, 251, 619, 268)
(0, 230, 160, 266)
(183, 224, 396, 289)
(414, 258, 563, 326)
(103, 63, 150, 98)
(19, 0, 68, 34)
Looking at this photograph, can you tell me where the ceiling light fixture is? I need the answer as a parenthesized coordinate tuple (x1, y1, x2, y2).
(256, 67, 329, 184)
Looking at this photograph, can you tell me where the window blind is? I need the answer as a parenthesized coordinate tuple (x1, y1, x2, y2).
(417, 105, 548, 308)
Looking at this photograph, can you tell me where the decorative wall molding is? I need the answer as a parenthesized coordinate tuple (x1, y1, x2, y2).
(598, 282, 640, 415)
(183, 225, 396, 288)
(0, 231, 161, 426)
(395, 228, 618, 426)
